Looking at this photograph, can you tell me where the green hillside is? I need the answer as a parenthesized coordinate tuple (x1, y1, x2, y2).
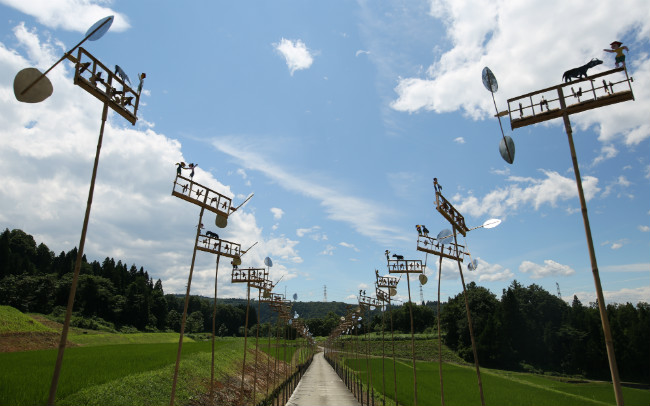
(0, 305, 53, 334)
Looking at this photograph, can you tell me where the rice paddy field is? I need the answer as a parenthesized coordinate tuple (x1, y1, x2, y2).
(346, 357, 650, 406)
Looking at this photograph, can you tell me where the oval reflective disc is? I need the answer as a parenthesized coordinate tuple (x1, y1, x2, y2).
(499, 136, 515, 164)
(14, 68, 53, 103)
(482, 66, 498, 92)
(215, 214, 228, 228)
(419, 274, 428, 285)
(85, 16, 114, 41)
(437, 229, 453, 245)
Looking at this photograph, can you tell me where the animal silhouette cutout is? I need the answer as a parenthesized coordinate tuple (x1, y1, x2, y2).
(562, 58, 602, 83)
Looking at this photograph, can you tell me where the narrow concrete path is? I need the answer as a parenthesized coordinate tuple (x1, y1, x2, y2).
(286, 351, 361, 406)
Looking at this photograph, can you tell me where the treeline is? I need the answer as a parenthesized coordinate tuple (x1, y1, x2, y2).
(439, 281, 649, 382)
(0, 228, 254, 335)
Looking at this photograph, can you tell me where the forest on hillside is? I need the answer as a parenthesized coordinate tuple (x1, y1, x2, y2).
(1, 228, 648, 383)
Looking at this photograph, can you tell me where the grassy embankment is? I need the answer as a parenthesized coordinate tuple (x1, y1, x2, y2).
(0, 306, 293, 406)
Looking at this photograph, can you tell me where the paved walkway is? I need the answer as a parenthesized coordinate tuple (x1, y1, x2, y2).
(286, 351, 360, 406)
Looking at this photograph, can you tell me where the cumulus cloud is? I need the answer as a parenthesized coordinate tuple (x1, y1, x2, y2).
(432, 257, 513, 282)
(454, 137, 465, 144)
(0, 24, 299, 297)
(270, 207, 284, 220)
(519, 260, 575, 279)
(274, 38, 314, 75)
(0, 0, 130, 33)
(454, 170, 600, 218)
(571, 285, 650, 305)
(638, 225, 650, 232)
(390, 0, 650, 147)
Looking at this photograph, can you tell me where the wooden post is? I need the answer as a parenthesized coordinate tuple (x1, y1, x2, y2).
(47, 101, 109, 406)
(558, 87, 624, 406)
(210, 255, 221, 399)
(406, 273, 418, 406)
(170, 206, 205, 406)
(240, 282, 251, 404)
(453, 228, 485, 406)
(437, 254, 445, 406)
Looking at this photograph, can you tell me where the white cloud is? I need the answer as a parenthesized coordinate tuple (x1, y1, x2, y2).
(591, 144, 618, 167)
(270, 207, 284, 220)
(602, 175, 632, 198)
(390, 0, 650, 147)
(453, 137, 465, 144)
(454, 170, 600, 218)
(296, 226, 320, 238)
(431, 257, 513, 282)
(273, 38, 314, 75)
(355, 49, 370, 57)
(339, 242, 360, 252)
(519, 259, 575, 279)
(601, 263, 649, 272)
(320, 244, 335, 256)
(212, 136, 406, 245)
(0, 25, 299, 298)
(638, 225, 650, 232)
(571, 285, 650, 305)
(0, 0, 130, 33)
(601, 239, 628, 250)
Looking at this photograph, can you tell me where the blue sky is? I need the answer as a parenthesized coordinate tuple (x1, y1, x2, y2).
(1, 0, 648, 305)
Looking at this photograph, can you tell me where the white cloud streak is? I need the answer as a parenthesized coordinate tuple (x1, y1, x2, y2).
(212, 136, 406, 245)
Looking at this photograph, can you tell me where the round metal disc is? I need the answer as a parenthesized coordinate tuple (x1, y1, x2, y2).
(483, 218, 501, 229)
(437, 229, 453, 245)
(390, 288, 397, 296)
(263, 290, 270, 298)
(293, 293, 298, 301)
(85, 16, 114, 41)
(215, 214, 228, 228)
(468, 259, 479, 271)
(482, 66, 498, 93)
(264, 257, 273, 267)
(14, 68, 53, 103)
(499, 136, 515, 164)
(419, 274, 428, 285)
(232, 256, 242, 266)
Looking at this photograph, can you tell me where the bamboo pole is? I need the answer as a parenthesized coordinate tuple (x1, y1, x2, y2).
(389, 299, 397, 405)
(239, 282, 251, 404)
(406, 273, 418, 406)
(453, 228, 485, 406)
(47, 101, 109, 406)
(558, 87, 624, 406)
(437, 254, 445, 405)
(170, 207, 205, 406)
(210, 255, 221, 399)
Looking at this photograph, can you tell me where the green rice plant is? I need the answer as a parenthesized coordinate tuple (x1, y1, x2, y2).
(68, 332, 190, 346)
(0, 339, 242, 405)
(347, 358, 650, 406)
